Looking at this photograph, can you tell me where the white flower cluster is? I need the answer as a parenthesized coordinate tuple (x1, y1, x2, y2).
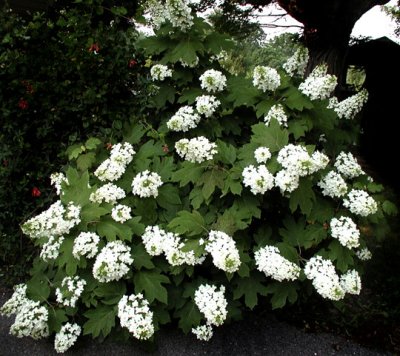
(94, 142, 135, 182)
(93, 241, 133, 282)
(54, 323, 81, 354)
(118, 294, 154, 340)
(252, 66, 281, 92)
(304, 256, 345, 301)
(22, 201, 81, 239)
(55, 276, 86, 308)
(144, 0, 193, 31)
(254, 147, 271, 164)
(150, 64, 173, 81)
(144, 0, 168, 29)
(10, 300, 49, 339)
(194, 284, 227, 326)
(318, 171, 348, 198)
(264, 104, 288, 127)
(141, 226, 204, 266)
(199, 69, 227, 93)
(205, 230, 241, 273)
(132, 171, 163, 198)
(242, 165, 274, 195)
(334, 152, 364, 179)
(111, 204, 132, 223)
(195, 95, 220, 117)
(343, 189, 378, 217)
(283, 47, 309, 77)
(356, 247, 372, 261)
(50, 172, 68, 195)
(340, 269, 361, 295)
(299, 64, 337, 100)
(165, 0, 194, 31)
(192, 324, 213, 341)
(167, 106, 201, 132)
(90, 183, 126, 204)
(328, 89, 368, 120)
(275, 145, 329, 194)
(73, 232, 100, 259)
(278, 144, 328, 177)
(175, 136, 217, 163)
(40, 236, 64, 261)
(330, 216, 360, 249)
(254, 245, 300, 282)
(274, 169, 300, 194)
(0, 284, 28, 316)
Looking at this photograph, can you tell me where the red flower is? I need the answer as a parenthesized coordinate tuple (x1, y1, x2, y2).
(2, 159, 8, 167)
(128, 59, 137, 68)
(162, 144, 169, 153)
(88, 43, 100, 53)
(31, 187, 41, 197)
(18, 98, 29, 110)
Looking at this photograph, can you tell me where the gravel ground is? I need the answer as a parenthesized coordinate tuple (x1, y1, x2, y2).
(0, 288, 387, 356)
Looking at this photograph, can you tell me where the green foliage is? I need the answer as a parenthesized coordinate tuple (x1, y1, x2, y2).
(0, 1, 148, 283)
(2, 4, 397, 351)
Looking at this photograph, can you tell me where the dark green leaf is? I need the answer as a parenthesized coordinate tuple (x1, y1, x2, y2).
(83, 305, 116, 338)
(134, 270, 170, 304)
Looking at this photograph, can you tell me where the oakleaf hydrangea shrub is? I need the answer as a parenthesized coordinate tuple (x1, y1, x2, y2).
(1, 1, 397, 352)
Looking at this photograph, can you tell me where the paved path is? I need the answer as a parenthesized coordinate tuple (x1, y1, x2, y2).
(0, 288, 386, 356)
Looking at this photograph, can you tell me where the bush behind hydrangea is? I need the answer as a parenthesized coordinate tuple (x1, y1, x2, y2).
(1, 2, 397, 352)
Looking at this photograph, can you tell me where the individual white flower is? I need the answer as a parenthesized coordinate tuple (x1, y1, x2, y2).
(343, 189, 378, 217)
(340, 269, 361, 295)
(93, 241, 133, 283)
(304, 255, 345, 301)
(175, 137, 217, 163)
(205, 231, 241, 273)
(40, 236, 64, 261)
(73, 232, 100, 259)
(242, 165, 274, 195)
(255, 245, 300, 282)
(118, 294, 154, 340)
(21, 201, 81, 239)
(192, 324, 213, 341)
(55, 276, 86, 308)
(318, 171, 348, 198)
(167, 106, 201, 132)
(328, 89, 368, 120)
(356, 247, 372, 261)
(274, 169, 300, 194)
(89, 183, 126, 204)
(132, 171, 163, 198)
(195, 95, 221, 117)
(199, 69, 227, 93)
(194, 284, 227, 326)
(254, 147, 272, 164)
(330, 216, 360, 249)
(50, 172, 68, 195)
(150, 64, 173, 81)
(54, 323, 81, 354)
(264, 104, 288, 127)
(299, 64, 337, 100)
(253, 66, 281, 92)
(10, 300, 49, 339)
(334, 152, 364, 179)
(111, 204, 132, 223)
(283, 47, 309, 77)
(0, 284, 29, 316)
